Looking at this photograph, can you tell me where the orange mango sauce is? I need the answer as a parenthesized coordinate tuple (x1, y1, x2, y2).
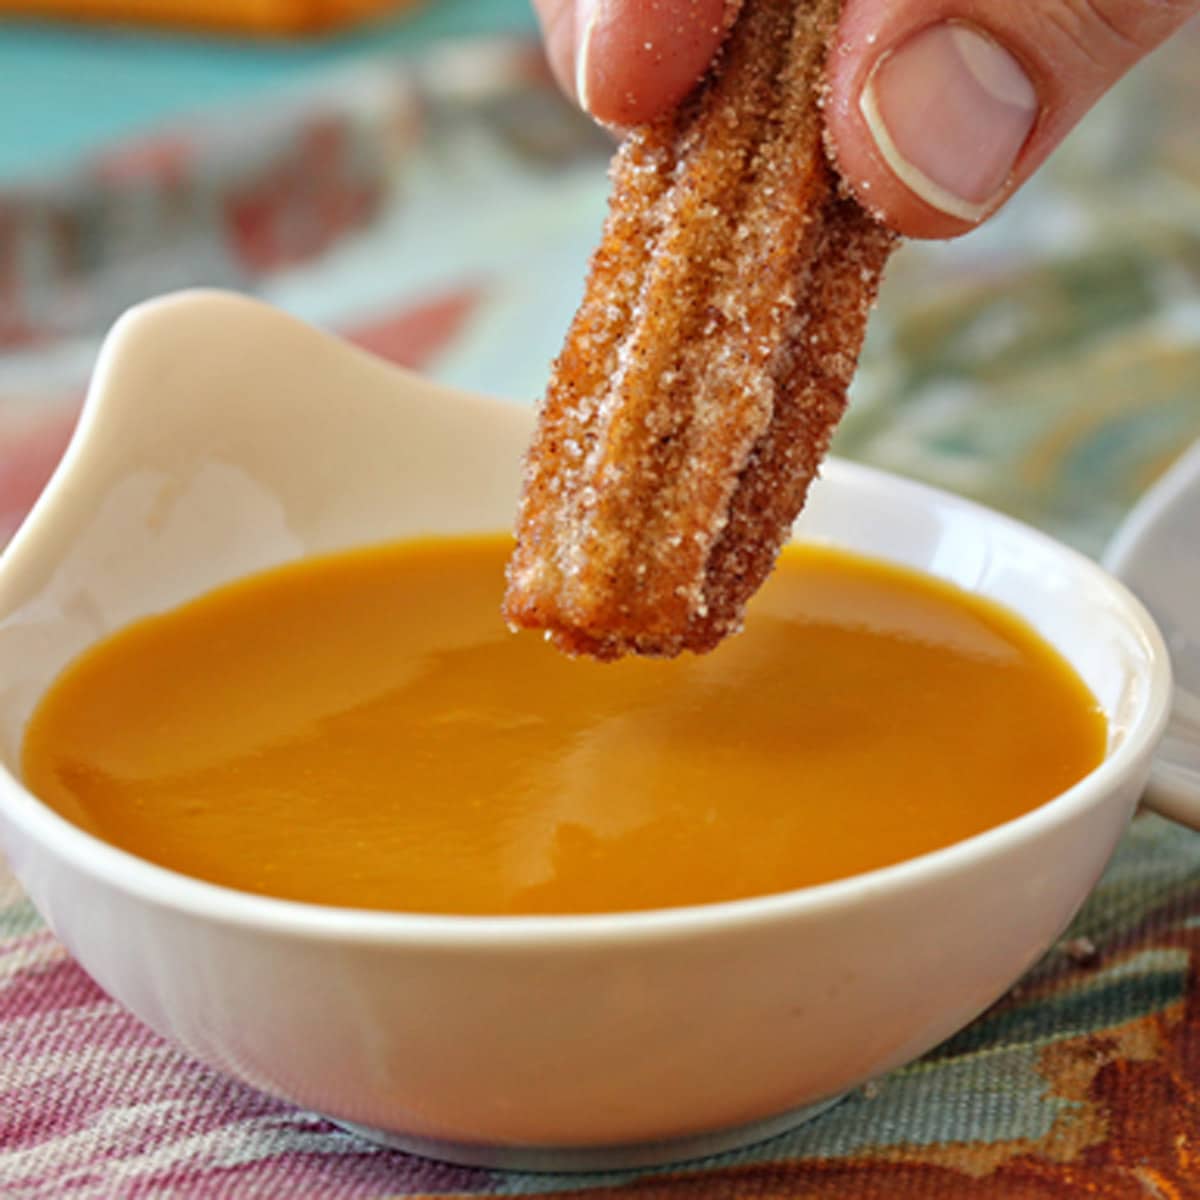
(22, 536, 1106, 916)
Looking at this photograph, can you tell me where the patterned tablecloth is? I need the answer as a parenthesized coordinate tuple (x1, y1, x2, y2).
(2, 14, 1200, 1199)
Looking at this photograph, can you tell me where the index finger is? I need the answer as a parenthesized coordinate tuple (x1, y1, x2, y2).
(531, 0, 738, 126)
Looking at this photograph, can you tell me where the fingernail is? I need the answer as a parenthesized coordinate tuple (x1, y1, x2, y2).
(860, 22, 1038, 222)
(575, 0, 601, 115)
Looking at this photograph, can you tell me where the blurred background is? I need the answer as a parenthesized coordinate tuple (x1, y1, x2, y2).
(0, 0, 1197, 555)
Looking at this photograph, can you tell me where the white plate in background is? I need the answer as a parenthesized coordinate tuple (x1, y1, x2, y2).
(1106, 438, 1200, 829)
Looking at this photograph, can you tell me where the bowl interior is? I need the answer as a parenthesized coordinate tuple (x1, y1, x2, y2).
(0, 292, 1165, 808)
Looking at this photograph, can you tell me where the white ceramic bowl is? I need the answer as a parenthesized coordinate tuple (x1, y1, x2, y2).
(0, 292, 1179, 1171)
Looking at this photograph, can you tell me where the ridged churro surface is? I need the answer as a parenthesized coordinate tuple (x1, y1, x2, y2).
(505, 0, 897, 658)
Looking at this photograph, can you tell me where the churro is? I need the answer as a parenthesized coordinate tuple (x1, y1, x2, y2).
(504, 0, 896, 659)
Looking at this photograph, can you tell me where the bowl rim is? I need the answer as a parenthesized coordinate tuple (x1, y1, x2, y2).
(0, 456, 1173, 948)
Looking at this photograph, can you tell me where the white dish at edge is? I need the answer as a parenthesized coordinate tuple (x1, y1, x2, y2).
(1105, 437, 1200, 830)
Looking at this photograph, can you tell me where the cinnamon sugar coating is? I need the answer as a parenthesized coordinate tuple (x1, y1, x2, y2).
(504, 0, 897, 659)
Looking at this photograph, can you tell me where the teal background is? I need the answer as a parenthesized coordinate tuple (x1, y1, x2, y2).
(0, 0, 536, 181)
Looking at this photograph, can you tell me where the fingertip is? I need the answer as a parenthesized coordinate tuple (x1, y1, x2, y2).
(825, 0, 1197, 241)
(824, 84, 979, 240)
(581, 0, 735, 126)
(823, 12, 998, 240)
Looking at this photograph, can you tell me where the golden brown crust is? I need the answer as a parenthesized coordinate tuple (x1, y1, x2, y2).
(504, 0, 897, 659)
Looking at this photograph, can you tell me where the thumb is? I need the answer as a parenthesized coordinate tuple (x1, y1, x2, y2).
(825, 0, 1199, 239)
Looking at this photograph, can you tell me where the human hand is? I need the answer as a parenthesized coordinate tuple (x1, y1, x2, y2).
(532, 0, 1199, 238)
